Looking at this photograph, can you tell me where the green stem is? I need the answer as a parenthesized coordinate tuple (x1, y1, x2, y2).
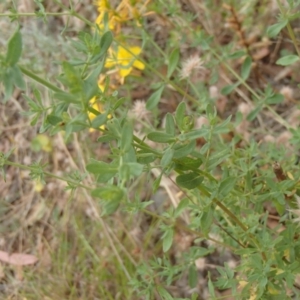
(6, 160, 92, 190)
(19, 65, 64, 93)
(211, 50, 290, 129)
(277, 0, 300, 58)
(197, 183, 266, 260)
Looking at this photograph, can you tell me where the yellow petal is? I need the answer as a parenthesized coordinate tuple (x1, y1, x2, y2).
(95, 13, 104, 26)
(119, 67, 133, 78)
(133, 59, 145, 70)
(129, 46, 142, 55)
(118, 47, 133, 61)
(34, 180, 44, 192)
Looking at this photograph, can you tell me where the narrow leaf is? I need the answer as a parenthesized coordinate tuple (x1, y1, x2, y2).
(265, 93, 284, 104)
(167, 48, 180, 78)
(6, 28, 22, 66)
(121, 122, 133, 152)
(165, 113, 176, 136)
(173, 140, 196, 158)
(162, 228, 174, 252)
(91, 185, 124, 202)
(276, 55, 299, 66)
(146, 85, 165, 110)
(247, 105, 262, 121)
(86, 159, 118, 176)
(147, 132, 175, 143)
(174, 157, 202, 171)
(11, 65, 25, 90)
(161, 148, 174, 168)
(174, 198, 189, 217)
(241, 56, 252, 80)
(91, 112, 109, 129)
(267, 20, 288, 38)
(189, 264, 198, 288)
(176, 172, 203, 189)
(175, 101, 186, 131)
(219, 177, 236, 195)
(99, 31, 113, 57)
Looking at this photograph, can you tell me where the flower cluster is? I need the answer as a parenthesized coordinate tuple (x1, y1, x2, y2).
(89, 0, 150, 130)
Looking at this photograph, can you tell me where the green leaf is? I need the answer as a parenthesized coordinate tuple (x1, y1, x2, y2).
(10, 65, 25, 90)
(165, 113, 176, 136)
(86, 159, 118, 177)
(241, 56, 252, 80)
(147, 132, 175, 143)
(174, 198, 189, 217)
(221, 83, 239, 95)
(106, 118, 122, 138)
(46, 114, 62, 126)
(126, 162, 144, 177)
(119, 164, 130, 181)
(137, 152, 156, 164)
(173, 140, 196, 158)
(265, 93, 284, 104)
(156, 286, 173, 300)
(276, 55, 299, 66)
(99, 31, 113, 57)
(200, 209, 214, 233)
(167, 48, 180, 78)
(175, 101, 186, 131)
(6, 28, 22, 66)
(174, 157, 202, 171)
(161, 147, 174, 168)
(113, 97, 127, 110)
(176, 172, 203, 189)
(101, 198, 120, 215)
(146, 85, 165, 110)
(121, 122, 133, 152)
(247, 105, 262, 121)
(97, 134, 116, 143)
(153, 172, 163, 193)
(181, 128, 207, 140)
(267, 20, 288, 38)
(228, 50, 246, 59)
(182, 115, 195, 131)
(86, 60, 105, 93)
(162, 228, 174, 252)
(54, 92, 80, 104)
(218, 177, 236, 196)
(2, 68, 14, 102)
(208, 273, 216, 297)
(91, 185, 123, 201)
(91, 112, 109, 129)
(188, 264, 198, 288)
(273, 199, 285, 215)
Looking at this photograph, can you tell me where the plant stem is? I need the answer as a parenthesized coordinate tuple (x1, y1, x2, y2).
(19, 66, 64, 93)
(6, 160, 92, 190)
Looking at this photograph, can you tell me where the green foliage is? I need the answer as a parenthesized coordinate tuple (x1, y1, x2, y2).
(167, 48, 180, 78)
(2, 1, 300, 299)
(276, 55, 300, 66)
(1, 28, 25, 101)
(146, 84, 165, 110)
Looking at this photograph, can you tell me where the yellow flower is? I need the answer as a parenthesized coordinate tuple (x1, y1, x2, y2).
(88, 97, 106, 132)
(105, 45, 145, 79)
(88, 82, 111, 132)
(95, 0, 127, 33)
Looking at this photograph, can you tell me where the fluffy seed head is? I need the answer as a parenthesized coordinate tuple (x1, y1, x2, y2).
(180, 55, 205, 80)
(130, 100, 151, 122)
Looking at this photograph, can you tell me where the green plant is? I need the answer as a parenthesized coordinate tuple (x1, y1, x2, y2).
(1, 0, 300, 299)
